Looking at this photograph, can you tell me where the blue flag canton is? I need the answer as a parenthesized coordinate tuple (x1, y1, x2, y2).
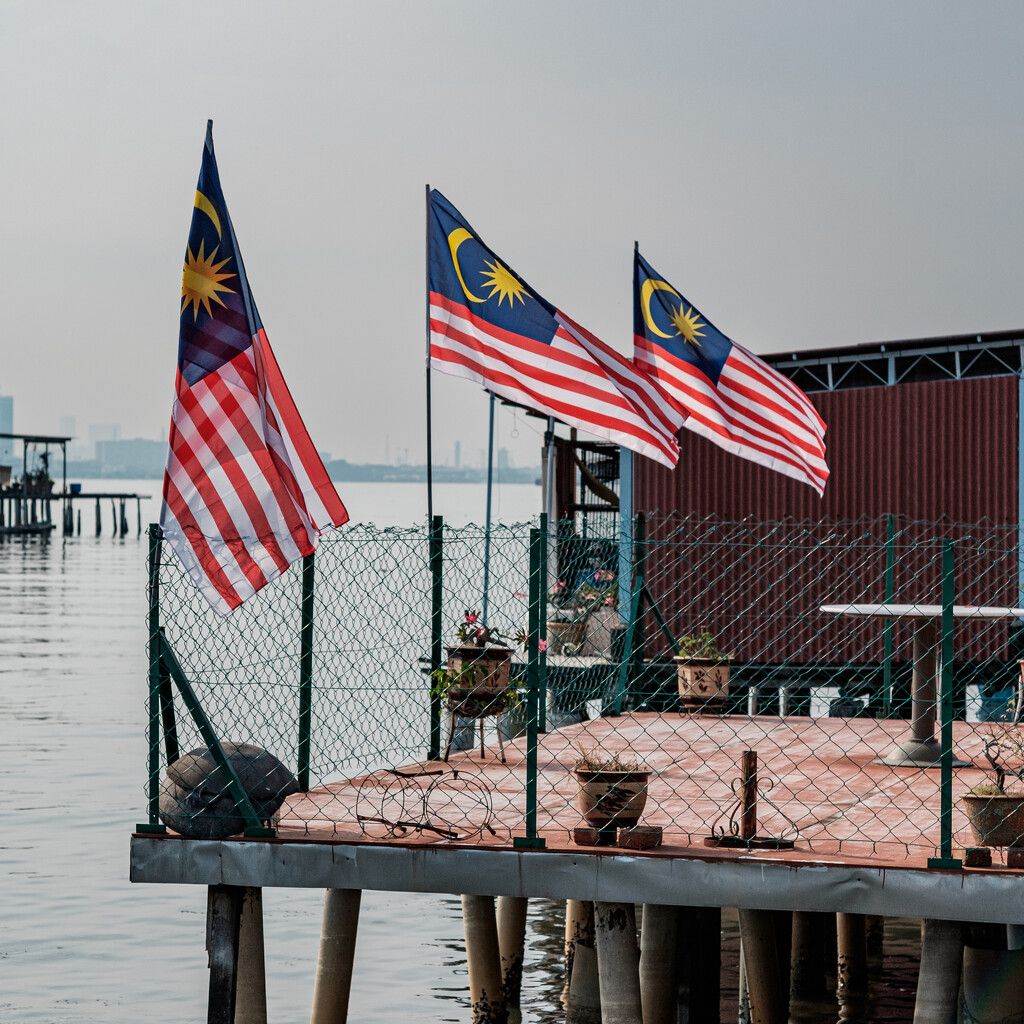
(178, 141, 259, 387)
(634, 254, 731, 387)
(428, 190, 558, 346)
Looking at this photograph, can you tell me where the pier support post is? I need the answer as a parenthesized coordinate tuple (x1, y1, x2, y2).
(790, 911, 829, 1011)
(565, 901, 600, 1024)
(593, 902, 641, 1024)
(962, 944, 1024, 1023)
(912, 919, 962, 1024)
(462, 895, 506, 1024)
(497, 896, 528, 1018)
(310, 888, 362, 1024)
(235, 887, 267, 1024)
(738, 909, 788, 1024)
(206, 884, 244, 1024)
(837, 912, 868, 1022)
(639, 904, 678, 1024)
(676, 906, 720, 1023)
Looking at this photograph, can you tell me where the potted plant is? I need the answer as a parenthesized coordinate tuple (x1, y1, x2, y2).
(547, 569, 618, 655)
(675, 631, 732, 711)
(573, 745, 651, 844)
(431, 610, 530, 719)
(962, 709, 1024, 848)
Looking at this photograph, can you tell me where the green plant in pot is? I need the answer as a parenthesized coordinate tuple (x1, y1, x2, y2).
(963, 709, 1024, 848)
(573, 745, 651, 845)
(675, 631, 732, 711)
(431, 610, 529, 719)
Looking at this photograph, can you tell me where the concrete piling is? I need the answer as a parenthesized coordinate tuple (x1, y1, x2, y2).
(790, 911, 829, 1007)
(310, 888, 362, 1024)
(639, 904, 678, 1024)
(676, 907, 720, 1023)
(738, 909, 788, 1024)
(496, 896, 528, 1017)
(593, 902, 642, 1024)
(836, 912, 868, 1022)
(565, 901, 600, 1024)
(912, 919, 962, 1024)
(462, 895, 506, 1024)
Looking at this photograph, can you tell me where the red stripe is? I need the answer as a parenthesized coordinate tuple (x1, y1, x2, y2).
(252, 328, 349, 527)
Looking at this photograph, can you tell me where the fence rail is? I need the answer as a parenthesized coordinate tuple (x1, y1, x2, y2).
(142, 514, 1024, 866)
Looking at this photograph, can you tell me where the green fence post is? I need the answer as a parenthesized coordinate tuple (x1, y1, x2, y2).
(882, 513, 895, 717)
(929, 540, 962, 869)
(137, 523, 167, 833)
(428, 515, 443, 761)
(514, 525, 545, 848)
(297, 551, 315, 792)
(538, 511, 548, 735)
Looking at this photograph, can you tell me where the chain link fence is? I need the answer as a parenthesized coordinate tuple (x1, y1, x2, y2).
(142, 514, 1024, 865)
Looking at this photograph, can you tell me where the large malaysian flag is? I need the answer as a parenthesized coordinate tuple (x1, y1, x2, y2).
(633, 249, 828, 495)
(161, 122, 348, 614)
(428, 190, 684, 468)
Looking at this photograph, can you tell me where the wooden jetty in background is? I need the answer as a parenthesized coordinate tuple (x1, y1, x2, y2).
(0, 432, 148, 538)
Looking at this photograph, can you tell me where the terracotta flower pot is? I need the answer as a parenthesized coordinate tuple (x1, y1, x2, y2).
(445, 646, 513, 719)
(962, 792, 1024, 847)
(675, 657, 730, 708)
(547, 621, 586, 655)
(575, 768, 651, 843)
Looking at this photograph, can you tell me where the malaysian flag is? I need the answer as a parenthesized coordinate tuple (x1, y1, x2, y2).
(161, 122, 348, 614)
(633, 250, 829, 494)
(428, 191, 683, 468)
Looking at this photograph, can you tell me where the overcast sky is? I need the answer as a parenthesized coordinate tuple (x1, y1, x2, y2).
(2, 1, 1022, 469)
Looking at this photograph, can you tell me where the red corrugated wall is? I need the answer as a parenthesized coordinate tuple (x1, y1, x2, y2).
(636, 375, 1018, 523)
(633, 376, 1020, 664)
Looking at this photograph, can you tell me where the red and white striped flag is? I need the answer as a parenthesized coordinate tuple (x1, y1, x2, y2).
(161, 123, 348, 614)
(428, 190, 684, 468)
(633, 250, 828, 494)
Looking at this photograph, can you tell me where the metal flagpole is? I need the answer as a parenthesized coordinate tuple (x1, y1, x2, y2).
(545, 417, 557, 592)
(482, 392, 495, 622)
(425, 184, 434, 524)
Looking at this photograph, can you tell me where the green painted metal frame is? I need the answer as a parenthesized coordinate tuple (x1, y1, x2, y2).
(137, 523, 168, 833)
(297, 551, 315, 792)
(158, 630, 275, 837)
(514, 524, 546, 848)
(929, 541, 962, 870)
(428, 514, 443, 761)
(881, 513, 896, 717)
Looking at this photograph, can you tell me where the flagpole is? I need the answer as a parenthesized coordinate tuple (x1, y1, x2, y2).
(425, 184, 434, 525)
(482, 392, 495, 622)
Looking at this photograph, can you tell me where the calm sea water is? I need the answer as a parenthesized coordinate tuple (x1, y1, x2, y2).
(0, 479, 572, 1024)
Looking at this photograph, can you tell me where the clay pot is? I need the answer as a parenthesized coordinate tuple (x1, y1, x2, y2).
(676, 657, 730, 708)
(574, 768, 651, 843)
(445, 646, 513, 718)
(962, 792, 1024, 847)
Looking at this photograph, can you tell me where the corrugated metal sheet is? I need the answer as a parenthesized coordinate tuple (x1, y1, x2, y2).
(635, 375, 1018, 526)
(633, 376, 1020, 664)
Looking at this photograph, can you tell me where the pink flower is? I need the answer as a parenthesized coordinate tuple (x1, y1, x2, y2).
(554, 580, 566, 591)
(604, 596, 614, 605)
(465, 611, 478, 624)
(538, 639, 548, 652)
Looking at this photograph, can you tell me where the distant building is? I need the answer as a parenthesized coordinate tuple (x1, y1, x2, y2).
(88, 423, 121, 459)
(0, 394, 13, 472)
(95, 438, 165, 477)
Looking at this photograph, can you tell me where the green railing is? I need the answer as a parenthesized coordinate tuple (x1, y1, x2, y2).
(141, 514, 1024, 865)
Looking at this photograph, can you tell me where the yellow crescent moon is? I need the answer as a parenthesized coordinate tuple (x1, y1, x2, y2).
(447, 228, 486, 304)
(641, 278, 680, 339)
(194, 190, 222, 238)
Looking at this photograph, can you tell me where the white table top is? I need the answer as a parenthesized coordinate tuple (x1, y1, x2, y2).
(821, 602, 1024, 619)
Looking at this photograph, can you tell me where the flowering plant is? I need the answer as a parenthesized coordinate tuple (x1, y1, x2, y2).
(677, 631, 731, 661)
(548, 569, 618, 623)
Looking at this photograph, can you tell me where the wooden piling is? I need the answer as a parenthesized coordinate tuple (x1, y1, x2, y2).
(206, 884, 244, 1024)
(738, 909, 788, 1024)
(496, 896, 528, 1015)
(912, 919, 962, 1024)
(593, 902, 641, 1024)
(639, 904, 678, 1024)
(310, 888, 362, 1024)
(234, 887, 267, 1024)
(462, 895, 506, 1024)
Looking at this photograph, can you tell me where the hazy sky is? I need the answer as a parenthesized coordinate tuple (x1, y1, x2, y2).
(2, 2, 1022, 470)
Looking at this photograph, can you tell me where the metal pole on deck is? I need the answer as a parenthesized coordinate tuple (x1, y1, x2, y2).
(298, 551, 316, 791)
(428, 515, 443, 761)
(424, 183, 434, 526)
(482, 392, 495, 623)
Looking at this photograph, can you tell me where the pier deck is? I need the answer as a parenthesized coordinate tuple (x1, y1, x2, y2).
(132, 714, 1024, 924)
